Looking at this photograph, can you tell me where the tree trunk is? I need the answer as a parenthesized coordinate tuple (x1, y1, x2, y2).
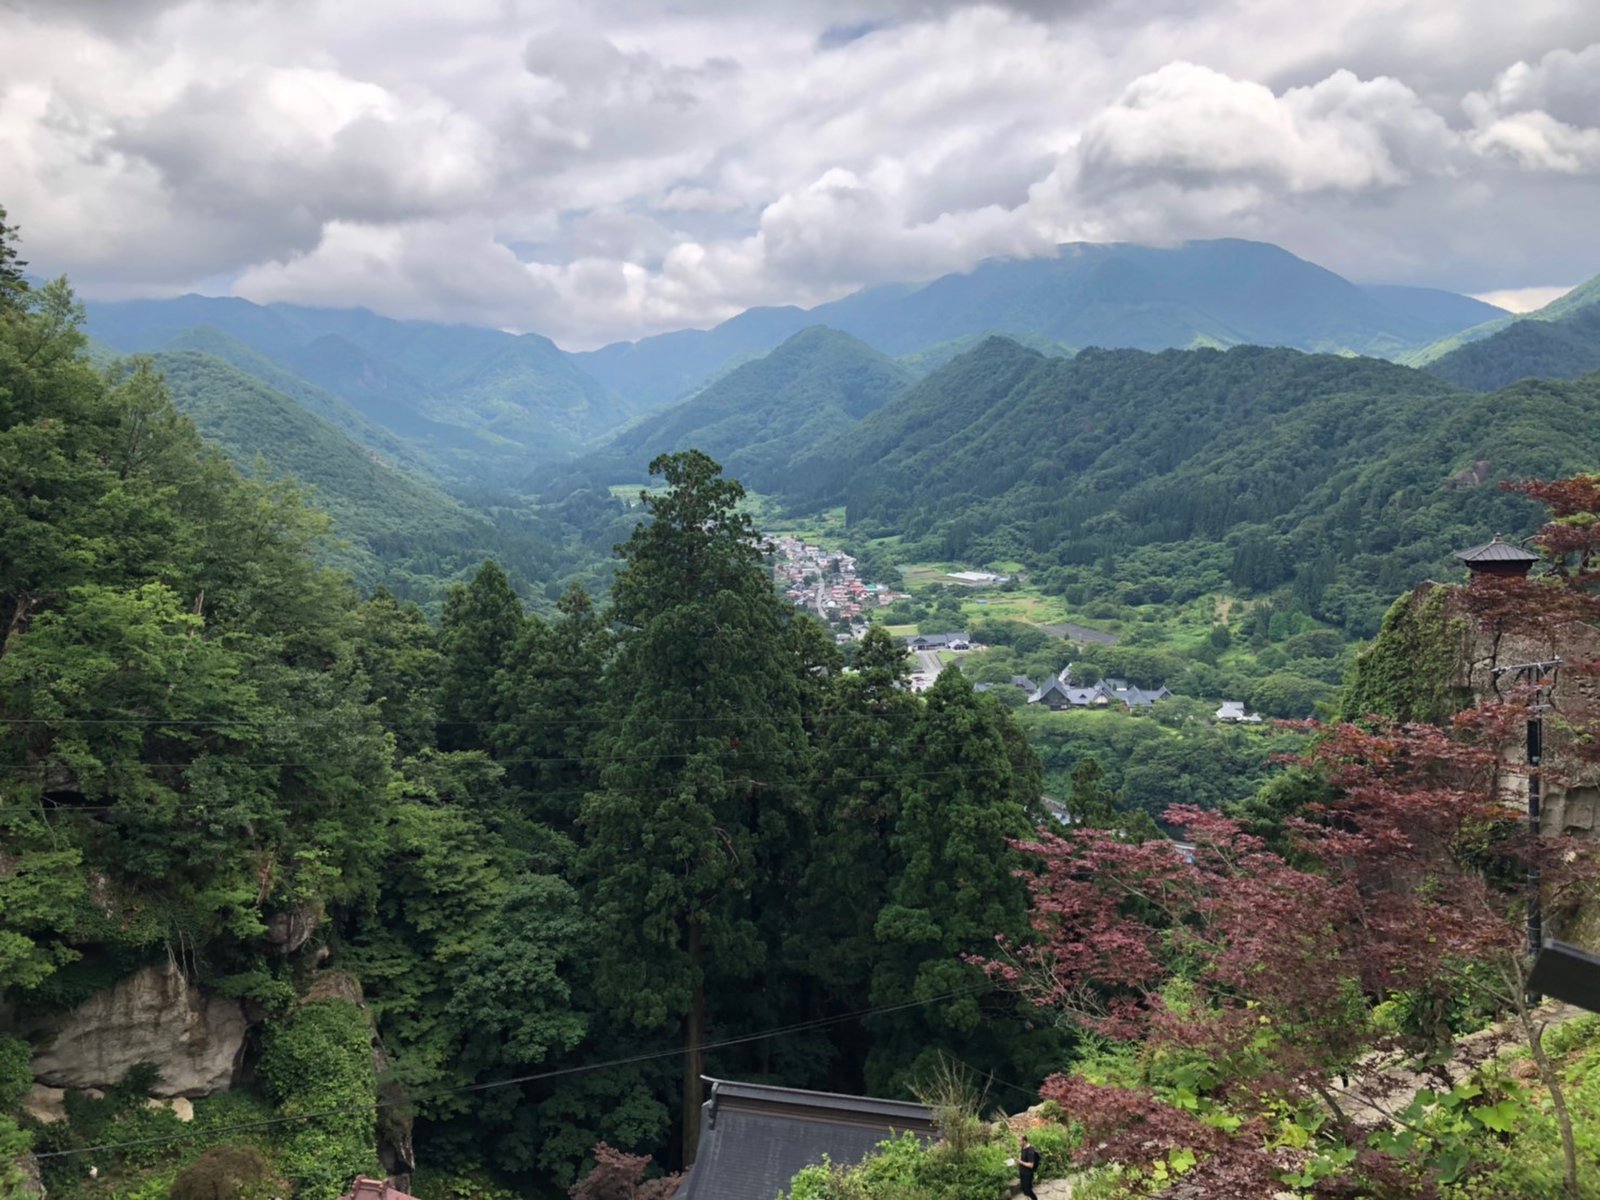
(3, 592, 36, 658)
(1523, 1012, 1579, 1199)
(683, 919, 707, 1166)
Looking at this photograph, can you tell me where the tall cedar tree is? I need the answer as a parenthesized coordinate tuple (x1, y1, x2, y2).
(437, 560, 524, 751)
(579, 451, 808, 1163)
(0, 204, 25, 312)
(494, 584, 612, 831)
(868, 666, 1047, 1094)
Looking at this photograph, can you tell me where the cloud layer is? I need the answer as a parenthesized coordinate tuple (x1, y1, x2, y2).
(3, 0, 1598, 345)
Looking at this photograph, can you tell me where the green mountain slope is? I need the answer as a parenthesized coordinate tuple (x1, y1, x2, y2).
(161, 325, 444, 475)
(1426, 305, 1600, 391)
(576, 240, 1503, 408)
(583, 327, 913, 491)
(1405, 271, 1600, 367)
(84, 296, 629, 479)
(153, 351, 519, 599)
(784, 340, 1600, 635)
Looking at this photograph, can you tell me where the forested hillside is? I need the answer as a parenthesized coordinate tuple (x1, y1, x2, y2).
(1427, 289, 1600, 391)
(1, 265, 1068, 1198)
(84, 296, 633, 480)
(784, 339, 1600, 636)
(151, 350, 531, 601)
(551, 327, 913, 494)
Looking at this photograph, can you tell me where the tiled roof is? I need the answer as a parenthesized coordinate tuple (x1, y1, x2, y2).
(1454, 536, 1540, 564)
(676, 1078, 936, 1200)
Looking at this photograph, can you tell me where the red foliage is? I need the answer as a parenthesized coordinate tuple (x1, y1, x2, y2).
(982, 477, 1600, 1193)
(1508, 474, 1600, 583)
(985, 806, 1371, 1091)
(569, 1143, 682, 1200)
(1038, 1074, 1290, 1194)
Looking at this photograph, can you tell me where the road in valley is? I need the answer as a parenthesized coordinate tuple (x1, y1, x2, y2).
(911, 649, 944, 691)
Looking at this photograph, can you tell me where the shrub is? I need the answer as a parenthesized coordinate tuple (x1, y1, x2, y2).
(0, 1035, 30, 1111)
(170, 1144, 287, 1200)
(259, 1000, 380, 1199)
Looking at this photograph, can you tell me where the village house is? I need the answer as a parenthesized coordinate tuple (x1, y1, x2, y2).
(1216, 701, 1263, 724)
(906, 631, 970, 651)
(1028, 670, 1171, 712)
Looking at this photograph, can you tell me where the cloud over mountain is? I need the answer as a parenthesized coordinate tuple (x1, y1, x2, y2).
(3, 0, 1598, 344)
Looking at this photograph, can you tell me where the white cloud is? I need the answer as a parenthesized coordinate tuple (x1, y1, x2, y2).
(3, 1, 1600, 344)
(1471, 285, 1575, 313)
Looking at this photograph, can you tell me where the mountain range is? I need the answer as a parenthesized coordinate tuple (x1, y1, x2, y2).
(572, 239, 1506, 409)
(547, 327, 914, 495)
(776, 336, 1600, 636)
(81, 238, 1510, 487)
(69, 236, 1600, 618)
(85, 296, 637, 479)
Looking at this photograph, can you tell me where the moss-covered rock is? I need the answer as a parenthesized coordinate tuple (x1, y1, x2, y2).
(1339, 585, 1472, 723)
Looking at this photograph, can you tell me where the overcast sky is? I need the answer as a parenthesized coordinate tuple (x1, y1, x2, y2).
(3, 0, 1599, 347)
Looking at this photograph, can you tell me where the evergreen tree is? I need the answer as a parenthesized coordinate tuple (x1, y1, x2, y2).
(353, 588, 443, 762)
(494, 583, 611, 831)
(0, 204, 26, 313)
(578, 451, 808, 1162)
(867, 667, 1055, 1093)
(437, 560, 523, 751)
(791, 627, 915, 1021)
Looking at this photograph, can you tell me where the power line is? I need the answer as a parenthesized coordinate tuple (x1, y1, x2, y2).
(0, 749, 958, 772)
(1, 709, 919, 728)
(2, 763, 1016, 814)
(32, 984, 993, 1162)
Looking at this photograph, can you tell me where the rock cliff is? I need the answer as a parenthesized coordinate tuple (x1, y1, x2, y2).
(27, 962, 247, 1097)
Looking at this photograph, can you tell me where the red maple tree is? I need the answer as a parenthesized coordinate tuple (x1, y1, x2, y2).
(984, 474, 1600, 1197)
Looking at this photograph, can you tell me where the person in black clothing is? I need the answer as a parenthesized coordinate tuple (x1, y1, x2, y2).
(1017, 1133, 1040, 1199)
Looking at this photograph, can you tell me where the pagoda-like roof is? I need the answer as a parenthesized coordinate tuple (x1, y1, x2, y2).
(1454, 536, 1541, 565)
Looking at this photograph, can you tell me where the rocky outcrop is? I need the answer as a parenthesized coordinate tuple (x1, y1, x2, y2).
(28, 962, 247, 1097)
(265, 905, 321, 955)
(22, 1084, 67, 1124)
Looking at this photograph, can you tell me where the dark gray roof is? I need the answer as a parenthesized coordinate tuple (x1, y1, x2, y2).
(905, 631, 968, 648)
(676, 1078, 936, 1200)
(1454, 537, 1540, 564)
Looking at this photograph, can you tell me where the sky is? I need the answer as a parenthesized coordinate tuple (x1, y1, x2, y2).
(3, 0, 1598, 348)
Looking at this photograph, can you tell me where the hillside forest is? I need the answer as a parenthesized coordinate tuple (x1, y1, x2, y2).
(7, 207, 1600, 1200)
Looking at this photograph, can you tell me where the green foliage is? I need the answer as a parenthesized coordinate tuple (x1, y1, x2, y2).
(0, 1114, 30, 1198)
(1, 273, 394, 1002)
(0, 1036, 29, 1112)
(784, 338, 1600, 639)
(783, 1119, 1078, 1200)
(437, 560, 524, 751)
(410, 1165, 526, 1200)
(562, 327, 914, 497)
(259, 1000, 381, 1199)
(1339, 584, 1472, 722)
(0, 203, 26, 309)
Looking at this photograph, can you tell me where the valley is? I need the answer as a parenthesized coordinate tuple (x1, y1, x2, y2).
(8, 212, 1600, 1200)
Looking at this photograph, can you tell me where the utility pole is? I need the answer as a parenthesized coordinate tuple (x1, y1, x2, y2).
(1492, 657, 1560, 970)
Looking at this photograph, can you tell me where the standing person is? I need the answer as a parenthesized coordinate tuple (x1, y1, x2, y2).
(1017, 1132, 1040, 1200)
